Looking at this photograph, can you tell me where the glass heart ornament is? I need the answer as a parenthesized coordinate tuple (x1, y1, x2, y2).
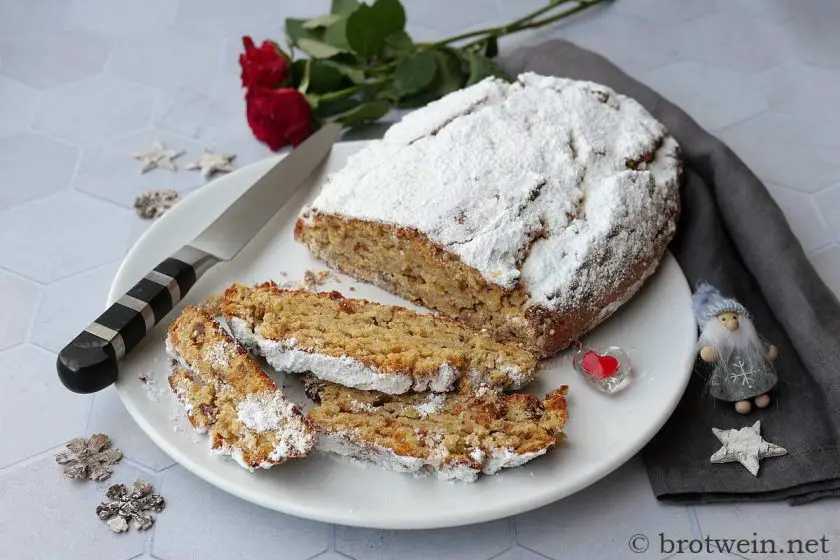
(572, 346, 632, 393)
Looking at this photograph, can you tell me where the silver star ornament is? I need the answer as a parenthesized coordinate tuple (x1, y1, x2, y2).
(131, 139, 184, 173)
(710, 421, 787, 476)
(187, 150, 236, 178)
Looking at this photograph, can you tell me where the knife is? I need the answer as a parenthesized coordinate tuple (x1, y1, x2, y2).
(57, 123, 343, 394)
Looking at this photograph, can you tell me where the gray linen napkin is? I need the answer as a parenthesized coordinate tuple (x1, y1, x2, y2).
(499, 40, 840, 504)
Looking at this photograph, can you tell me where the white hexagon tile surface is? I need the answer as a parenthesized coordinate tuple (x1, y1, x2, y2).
(153, 466, 329, 560)
(0, 345, 92, 468)
(0, 269, 40, 352)
(0, 191, 131, 283)
(0, 77, 38, 139)
(1, 1, 840, 559)
(67, 0, 180, 38)
(0, 28, 109, 88)
(173, 0, 293, 39)
(336, 520, 512, 560)
(31, 75, 157, 146)
(0, 132, 78, 210)
(105, 29, 225, 92)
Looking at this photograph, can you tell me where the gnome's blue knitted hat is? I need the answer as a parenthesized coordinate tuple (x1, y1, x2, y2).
(691, 282, 750, 328)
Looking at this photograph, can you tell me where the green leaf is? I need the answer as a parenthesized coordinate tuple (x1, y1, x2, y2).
(392, 52, 437, 96)
(304, 59, 348, 94)
(285, 18, 310, 47)
(372, 0, 406, 35)
(331, 0, 360, 15)
(382, 30, 415, 57)
(395, 48, 465, 108)
(326, 61, 367, 84)
(346, 0, 406, 59)
(346, 4, 382, 59)
(290, 59, 308, 88)
(303, 13, 343, 29)
(323, 18, 351, 51)
(314, 97, 362, 118)
(432, 49, 466, 95)
(286, 17, 347, 58)
(330, 99, 392, 125)
(466, 52, 508, 86)
(297, 37, 345, 58)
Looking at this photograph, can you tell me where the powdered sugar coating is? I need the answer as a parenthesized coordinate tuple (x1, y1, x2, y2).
(202, 342, 231, 369)
(316, 428, 549, 483)
(238, 393, 315, 463)
(229, 317, 462, 395)
(317, 432, 425, 473)
(483, 447, 547, 475)
(414, 394, 446, 418)
(305, 73, 680, 312)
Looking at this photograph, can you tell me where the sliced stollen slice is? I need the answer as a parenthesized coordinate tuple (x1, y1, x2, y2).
(165, 305, 315, 470)
(304, 377, 569, 482)
(221, 282, 538, 394)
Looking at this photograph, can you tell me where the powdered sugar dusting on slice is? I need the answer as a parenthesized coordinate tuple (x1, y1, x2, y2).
(483, 447, 547, 475)
(317, 428, 551, 483)
(306, 73, 680, 312)
(349, 399, 379, 413)
(414, 394, 446, 418)
(469, 448, 485, 463)
(202, 342, 231, 368)
(238, 393, 315, 461)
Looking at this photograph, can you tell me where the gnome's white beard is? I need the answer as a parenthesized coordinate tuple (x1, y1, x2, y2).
(698, 315, 770, 373)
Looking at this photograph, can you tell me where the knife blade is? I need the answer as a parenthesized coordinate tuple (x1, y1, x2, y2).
(57, 123, 343, 394)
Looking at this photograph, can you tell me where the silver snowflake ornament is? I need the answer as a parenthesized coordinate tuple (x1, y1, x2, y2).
(96, 479, 165, 533)
(55, 433, 123, 481)
(134, 189, 179, 219)
(710, 421, 787, 476)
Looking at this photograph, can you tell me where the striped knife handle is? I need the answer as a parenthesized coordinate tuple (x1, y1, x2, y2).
(57, 246, 218, 393)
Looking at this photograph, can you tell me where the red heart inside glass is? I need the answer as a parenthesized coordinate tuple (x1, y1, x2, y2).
(580, 351, 620, 380)
(572, 346, 631, 393)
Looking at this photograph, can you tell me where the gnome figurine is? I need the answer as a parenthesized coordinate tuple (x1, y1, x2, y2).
(692, 283, 778, 414)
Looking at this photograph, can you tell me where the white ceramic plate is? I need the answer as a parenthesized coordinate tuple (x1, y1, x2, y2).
(111, 141, 696, 530)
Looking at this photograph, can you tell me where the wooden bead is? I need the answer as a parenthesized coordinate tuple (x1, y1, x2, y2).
(699, 346, 716, 363)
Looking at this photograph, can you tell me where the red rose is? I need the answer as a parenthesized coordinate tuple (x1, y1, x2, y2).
(246, 87, 313, 150)
(239, 36, 290, 89)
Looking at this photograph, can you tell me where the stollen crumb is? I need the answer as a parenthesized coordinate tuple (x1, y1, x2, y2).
(300, 269, 338, 290)
(139, 373, 167, 402)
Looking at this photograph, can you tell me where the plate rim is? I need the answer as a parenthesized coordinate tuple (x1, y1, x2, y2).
(111, 141, 696, 529)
